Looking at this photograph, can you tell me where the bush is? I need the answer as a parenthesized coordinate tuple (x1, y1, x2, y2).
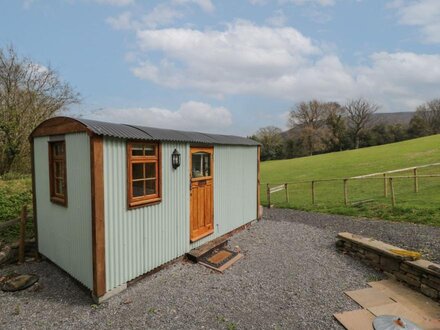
(0, 178, 32, 222)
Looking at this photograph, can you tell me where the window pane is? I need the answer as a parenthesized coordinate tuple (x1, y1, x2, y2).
(145, 163, 156, 178)
(55, 161, 63, 178)
(192, 154, 202, 177)
(192, 152, 210, 178)
(202, 154, 210, 176)
(132, 163, 144, 180)
(131, 144, 144, 156)
(132, 180, 144, 197)
(53, 142, 65, 156)
(55, 179, 64, 195)
(146, 179, 156, 195)
(144, 145, 156, 156)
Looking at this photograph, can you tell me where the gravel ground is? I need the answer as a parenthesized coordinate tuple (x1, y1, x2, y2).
(265, 208, 440, 263)
(1, 216, 389, 330)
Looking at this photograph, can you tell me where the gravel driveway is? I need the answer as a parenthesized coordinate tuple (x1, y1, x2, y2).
(3, 208, 436, 329)
(265, 208, 440, 263)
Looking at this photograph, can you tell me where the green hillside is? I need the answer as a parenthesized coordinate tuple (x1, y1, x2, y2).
(261, 135, 440, 226)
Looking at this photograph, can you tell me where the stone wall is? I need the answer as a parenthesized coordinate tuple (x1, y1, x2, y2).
(336, 232, 440, 301)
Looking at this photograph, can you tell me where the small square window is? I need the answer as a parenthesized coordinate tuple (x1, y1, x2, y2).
(127, 142, 161, 207)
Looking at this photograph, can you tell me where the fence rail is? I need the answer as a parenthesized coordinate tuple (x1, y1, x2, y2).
(265, 174, 440, 209)
(0, 205, 31, 263)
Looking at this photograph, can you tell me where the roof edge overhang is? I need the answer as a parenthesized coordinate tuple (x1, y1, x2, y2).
(29, 116, 94, 141)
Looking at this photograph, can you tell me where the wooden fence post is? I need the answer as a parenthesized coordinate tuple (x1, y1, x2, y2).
(19, 205, 27, 264)
(343, 179, 348, 206)
(311, 181, 315, 205)
(383, 173, 388, 197)
(413, 168, 418, 193)
(267, 184, 271, 209)
(389, 178, 396, 207)
(284, 183, 289, 204)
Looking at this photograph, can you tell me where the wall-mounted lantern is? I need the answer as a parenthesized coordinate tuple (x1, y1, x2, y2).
(172, 149, 181, 169)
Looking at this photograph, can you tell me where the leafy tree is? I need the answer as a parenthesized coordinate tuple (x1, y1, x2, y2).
(0, 46, 79, 175)
(344, 98, 379, 149)
(288, 100, 328, 156)
(252, 126, 284, 160)
(324, 102, 346, 151)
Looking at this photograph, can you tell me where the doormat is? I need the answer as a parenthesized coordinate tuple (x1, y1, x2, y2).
(199, 248, 242, 273)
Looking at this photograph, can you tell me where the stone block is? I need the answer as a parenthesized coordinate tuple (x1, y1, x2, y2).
(380, 256, 400, 272)
(365, 251, 380, 264)
(420, 284, 439, 299)
(405, 272, 421, 282)
(395, 272, 421, 288)
(400, 263, 422, 276)
(406, 259, 440, 277)
(422, 277, 440, 291)
(427, 274, 440, 285)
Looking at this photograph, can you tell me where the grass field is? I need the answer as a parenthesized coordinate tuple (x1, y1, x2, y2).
(261, 134, 440, 226)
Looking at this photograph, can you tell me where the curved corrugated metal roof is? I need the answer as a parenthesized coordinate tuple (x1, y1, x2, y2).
(75, 118, 259, 146)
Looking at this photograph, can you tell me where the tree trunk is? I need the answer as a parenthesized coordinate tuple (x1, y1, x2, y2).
(0, 144, 18, 176)
(355, 136, 360, 149)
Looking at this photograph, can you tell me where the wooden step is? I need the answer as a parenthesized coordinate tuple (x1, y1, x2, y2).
(186, 236, 228, 262)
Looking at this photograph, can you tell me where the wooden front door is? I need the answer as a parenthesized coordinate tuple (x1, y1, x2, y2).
(190, 147, 214, 242)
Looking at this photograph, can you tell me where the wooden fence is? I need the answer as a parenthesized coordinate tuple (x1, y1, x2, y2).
(266, 174, 440, 209)
(0, 205, 32, 263)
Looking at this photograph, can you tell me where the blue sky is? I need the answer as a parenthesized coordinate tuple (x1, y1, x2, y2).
(1, 0, 440, 135)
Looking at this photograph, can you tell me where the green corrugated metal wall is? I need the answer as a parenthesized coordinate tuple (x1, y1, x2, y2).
(104, 139, 258, 291)
(34, 133, 93, 289)
(190, 145, 258, 248)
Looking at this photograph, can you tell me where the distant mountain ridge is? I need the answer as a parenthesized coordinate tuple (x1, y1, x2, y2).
(373, 112, 414, 125)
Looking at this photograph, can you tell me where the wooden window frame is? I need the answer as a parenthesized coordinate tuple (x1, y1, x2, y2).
(48, 140, 68, 206)
(127, 141, 162, 208)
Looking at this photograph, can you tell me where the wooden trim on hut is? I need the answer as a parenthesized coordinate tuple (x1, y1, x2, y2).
(30, 139, 39, 254)
(90, 136, 106, 297)
(31, 117, 92, 138)
(257, 145, 261, 219)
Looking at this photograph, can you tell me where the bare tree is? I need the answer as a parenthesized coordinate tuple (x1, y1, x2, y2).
(410, 99, 440, 136)
(0, 46, 80, 175)
(254, 126, 283, 160)
(344, 98, 378, 149)
(288, 100, 328, 156)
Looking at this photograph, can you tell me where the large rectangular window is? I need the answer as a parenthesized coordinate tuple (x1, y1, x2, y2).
(127, 142, 161, 207)
(49, 140, 67, 206)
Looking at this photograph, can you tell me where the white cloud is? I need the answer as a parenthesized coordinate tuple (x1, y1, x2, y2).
(173, 0, 214, 13)
(133, 21, 320, 97)
(249, 0, 336, 6)
(93, 0, 134, 5)
(107, 0, 214, 30)
(107, 5, 184, 30)
(285, 0, 335, 6)
(266, 9, 287, 27)
(106, 12, 134, 30)
(22, 0, 36, 9)
(89, 101, 232, 132)
(22, 0, 134, 8)
(130, 21, 440, 112)
(392, 0, 440, 44)
(355, 52, 440, 109)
